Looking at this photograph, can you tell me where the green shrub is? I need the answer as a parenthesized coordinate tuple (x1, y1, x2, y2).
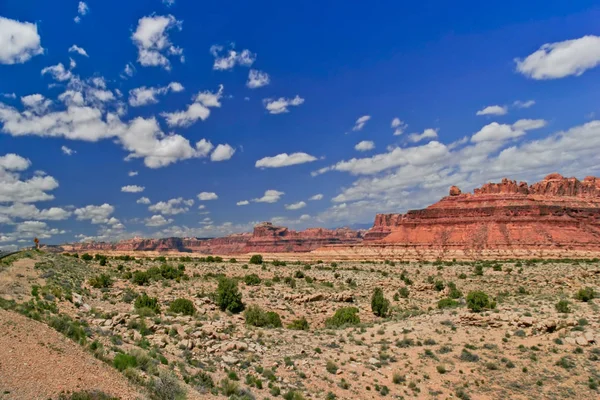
(134, 293, 161, 314)
(81, 253, 93, 261)
(287, 317, 309, 330)
(466, 291, 491, 312)
(555, 299, 571, 313)
(185, 371, 214, 393)
(283, 390, 305, 400)
(371, 287, 390, 317)
(575, 287, 596, 302)
(244, 305, 282, 328)
(399, 287, 410, 298)
(433, 280, 445, 291)
(132, 271, 150, 286)
(326, 360, 338, 374)
(447, 282, 462, 299)
(169, 298, 195, 315)
(49, 315, 87, 344)
(216, 277, 244, 313)
(249, 254, 263, 265)
(150, 371, 186, 400)
(437, 298, 459, 309)
(88, 274, 113, 289)
(58, 391, 118, 400)
(325, 307, 360, 328)
(113, 353, 137, 371)
(243, 274, 261, 286)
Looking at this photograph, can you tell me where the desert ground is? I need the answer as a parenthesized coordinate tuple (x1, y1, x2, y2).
(1, 251, 599, 400)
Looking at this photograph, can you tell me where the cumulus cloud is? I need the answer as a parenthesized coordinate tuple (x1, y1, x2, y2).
(236, 200, 249, 206)
(136, 197, 151, 205)
(68, 45, 88, 57)
(255, 152, 317, 168)
(0, 154, 59, 203)
(408, 128, 438, 143)
(263, 95, 304, 114)
(61, 146, 75, 155)
(129, 82, 184, 107)
(352, 115, 371, 131)
(253, 190, 284, 203)
(285, 201, 306, 210)
(0, 203, 71, 222)
(131, 15, 183, 70)
(74, 204, 115, 224)
(0, 16, 43, 64)
(355, 140, 374, 151)
(210, 44, 255, 70)
(247, 70, 270, 88)
(515, 35, 600, 79)
(476, 105, 507, 116)
(121, 63, 135, 79)
(197, 192, 218, 201)
(309, 194, 323, 201)
(145, 214, 173, 227)
(41, 63, 73, 82)
(513, 100, 535, 109)
(121, 185, 145, 193)
(211, 144, 235, 161)
(391, 118, 408, 135)
(149, 197, 193, 215)
(161, 85, 222, 127)
(128, 171, 138, 177)
(471, 119, 546, 143)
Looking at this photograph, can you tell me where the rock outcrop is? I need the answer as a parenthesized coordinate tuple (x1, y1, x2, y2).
(362, 174, 600, 257)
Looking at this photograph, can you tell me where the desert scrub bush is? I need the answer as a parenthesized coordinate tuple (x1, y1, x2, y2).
(437, 298, 459, 309)
(325, 307, 360, 328)
(216, 277, 244, 313)
(81, 253, 93, 261)
(113, 352, 138, 371)
(57, 391, 118, 400)
(243, 273, 261, 286)
(555, 299, 571, 313)
(575, 287, 596, 302)
(447, 282, 462, 299)
(433, 280, 445, 291)
(399, 286, 410, 298)
(326, 360, 338, 374)
(88, 274, 113, 289)
(371, 287, 390, 317)
(459, 349, 479, 362)
(134, 293, 161, 314)
(244, 305, 282, 328)
(132, 270, 150, 286)
(150, 371, 186, 400)
(184, 371, 214, 393)
(249, 254, 263, 264)
(466, 291, 492, 312)
(287, 317, 309, 330)
(283, 390, 305, 400)
(169, 298, 195, 315)
(284, 276, 296, 288)
(49, 315, 87, 344)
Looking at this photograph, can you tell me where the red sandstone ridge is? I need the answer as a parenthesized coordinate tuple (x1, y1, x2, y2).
(364, 174, 600, 256)
(62, 223, 363, 255)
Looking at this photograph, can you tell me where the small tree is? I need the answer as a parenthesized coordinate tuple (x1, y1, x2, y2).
(249, 254, 263, 265)
(169, 298, 195, 315)
(216, 277, 244, 313)
(371, 287, 390, 317)
(134, 293, 161, 314)
(466, 290, 491, 312)
(81, 253, 93, 261)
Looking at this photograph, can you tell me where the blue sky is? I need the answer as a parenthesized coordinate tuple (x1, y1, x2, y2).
(1, 0, 600, 248)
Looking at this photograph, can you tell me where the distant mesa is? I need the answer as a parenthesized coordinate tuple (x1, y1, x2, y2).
(60, 173, 600, 260)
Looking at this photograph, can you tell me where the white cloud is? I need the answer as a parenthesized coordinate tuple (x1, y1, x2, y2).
(0, 16, 43, 64)
(128, 171, 138, 177)
(197, 192, 218, 201)
(0, 203, 71, 221)
(78, 2, 89, 15)
(68, 45, 88, 57)
(2, 93, 16, 99)
(145, 214, 173, 227)
(352, 115, 371, 131)
(513, 100, 535, 109)
(161, 85, 222, 127)
(285, 201, 306, 210)
(211, 144, 235, 161)
(309, 194, 323, 201)
(471, 119, 546, 143)
(129, 82, 184, 107)
(61, 145, 75, 155)
(0, 153, 30, 171)
(74, 204, 115, 224)
(132, 15, 183, 70)
(136, 197, 150, 205)
(122, 63, 135, 79)
(476, 105, 507, 116)
(355, 140, 374, 151)
(263, 95, 304, 114)
(408, 128, 438, 143)
(0, 154, 59, 203)
(21, 94, 52, 114)
(149, 197, 193, 215)
(253, 189, 284, 203)
(41, 63, 73, 82)
(121, 185, 145, 193)
(391, 118, 408, 135)
(255, 152, 316, 168)
(236, 200, 249, 206)
(515, 35, 600, 79)
(163, 0, 175, 6)
(210, 45, 255, 70)
(247, 70, 270, 88)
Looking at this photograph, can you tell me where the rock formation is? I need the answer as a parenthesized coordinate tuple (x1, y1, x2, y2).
(358, 174, 600, 258)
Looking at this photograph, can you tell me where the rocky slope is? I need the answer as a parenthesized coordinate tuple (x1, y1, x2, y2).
(355, 174, 600, 259)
